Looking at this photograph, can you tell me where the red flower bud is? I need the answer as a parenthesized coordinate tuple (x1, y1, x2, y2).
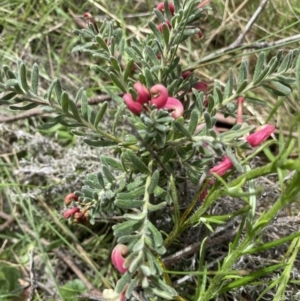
(197, 30, 203, 38)
(123, 93, 143, 114)
(150, 84, 168, 108)
(182, 71, 192, 79)
(111, 244, 129, 274)
(246, 124, 275, 147)
(163, 97, 184, 119)
(157, 20, 172, 32)
(156, 2, 175, 15)
(210, 156, 233, 176)
(193, 81, 208, 93)
(64, 193, 78, 205)
(63, 207, 80, 219)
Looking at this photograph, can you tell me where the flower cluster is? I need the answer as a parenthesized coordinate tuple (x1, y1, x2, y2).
(123, 82, 184, 119)
(62, 193, 89, 223)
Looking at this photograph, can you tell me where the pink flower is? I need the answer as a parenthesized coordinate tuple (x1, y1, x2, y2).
(162, 97, 184, 119)
(237, 96, 244, 124)
(246, 124, 275, 147)
(157, 2, 175, 15)
(123, 93, 143, 114)
(150, 84, 169, 108)
(111, 244, 129, 274)
(210, 156, 233, 176)
(133, 82, 150, 105)
(63, 207, 80, 219)
(64, 193, 78, 205)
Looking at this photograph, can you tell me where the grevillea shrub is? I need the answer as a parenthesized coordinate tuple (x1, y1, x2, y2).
(1, 0, 300, 300)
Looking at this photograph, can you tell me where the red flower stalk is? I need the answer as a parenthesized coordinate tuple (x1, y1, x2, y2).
(63, 207, 80, 219)
(237, 96, 244, 124)
(162, 97, 184, 119)
(157, 2, 175, 15)
(123, 93, 143, 114)
(150, 84, 169, 108)
(246, 124, 275, 147)
(210, 156, 233, 176)
(111, 244, 129, 274)
(157, 20, 172, 32)
(64, 193, 78, 205)
(198, 0, 211, 8)
(134, 82, 151, 104)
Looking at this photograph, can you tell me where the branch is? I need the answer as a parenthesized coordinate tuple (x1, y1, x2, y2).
(0, 94, 112, 123)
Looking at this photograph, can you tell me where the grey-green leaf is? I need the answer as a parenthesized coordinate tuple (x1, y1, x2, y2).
(31, 63, 39, 95)
(126, 150, 149, 173)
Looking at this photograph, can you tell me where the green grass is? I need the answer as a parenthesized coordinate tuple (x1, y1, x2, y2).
(1, 0, 300, 300)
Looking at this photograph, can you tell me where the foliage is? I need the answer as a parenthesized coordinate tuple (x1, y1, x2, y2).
(1, 0, 300, 300)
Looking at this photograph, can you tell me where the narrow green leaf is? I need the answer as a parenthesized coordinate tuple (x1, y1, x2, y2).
(253, 52, 265, 83)
(144, 67, 155, 88)
(204, 112, 212, 129)
(147, 201, 167, 211)
(118, 186, 145, 199)
(188, 109, 199, 134)
(147, 170, 160, 194)
(147, 221, 164, 247)
(109, 72, 127, 93)
(263, 81, 292, 96)
(37, 115, 66, 129)
(115, 272, 132, 294)
(236, 79, 248, 94)
(169, 174, 180, 227)
(94, 101, 108, 127)
(5, 79, 20, 90)
(174, 121, 192, 139)
(237, 60, 248, 88)
(83, 139, 116, 147)
(278, 50, 292, 73)
(162, 23, 170, 45)
(148, 21, 164, 47)
(18, 62, 30, 92)
(31, 63, 39, 95)
(113, 219, 142, 237)
(123, 59, 134, 81)
(54, 79, 63, 105)
(61, 91, 69, 113)
(80, 91, 88, 121)
(129, 251, 143, 274)
(145, 46, 160, 66)
(10, 102, 38, 111)
(253, 67, 269, 85)
(114, 198, 144, 209)
(74, 87, 84, 104)
(95, 35, 109, 52)
(153, 8, 167, 23)
(223, 68, 234, 99)
(126, 150, 149, 173)
(110, 56, 121, 73)
(68, 99, 81, 122)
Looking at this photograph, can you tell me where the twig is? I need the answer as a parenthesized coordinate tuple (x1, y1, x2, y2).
(0, 94, 112, 123)
(230, 0, 269, 48)
(21, 223, 103, 297)
(0, 211, 15, 231)
(27, 250, 37, 301)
